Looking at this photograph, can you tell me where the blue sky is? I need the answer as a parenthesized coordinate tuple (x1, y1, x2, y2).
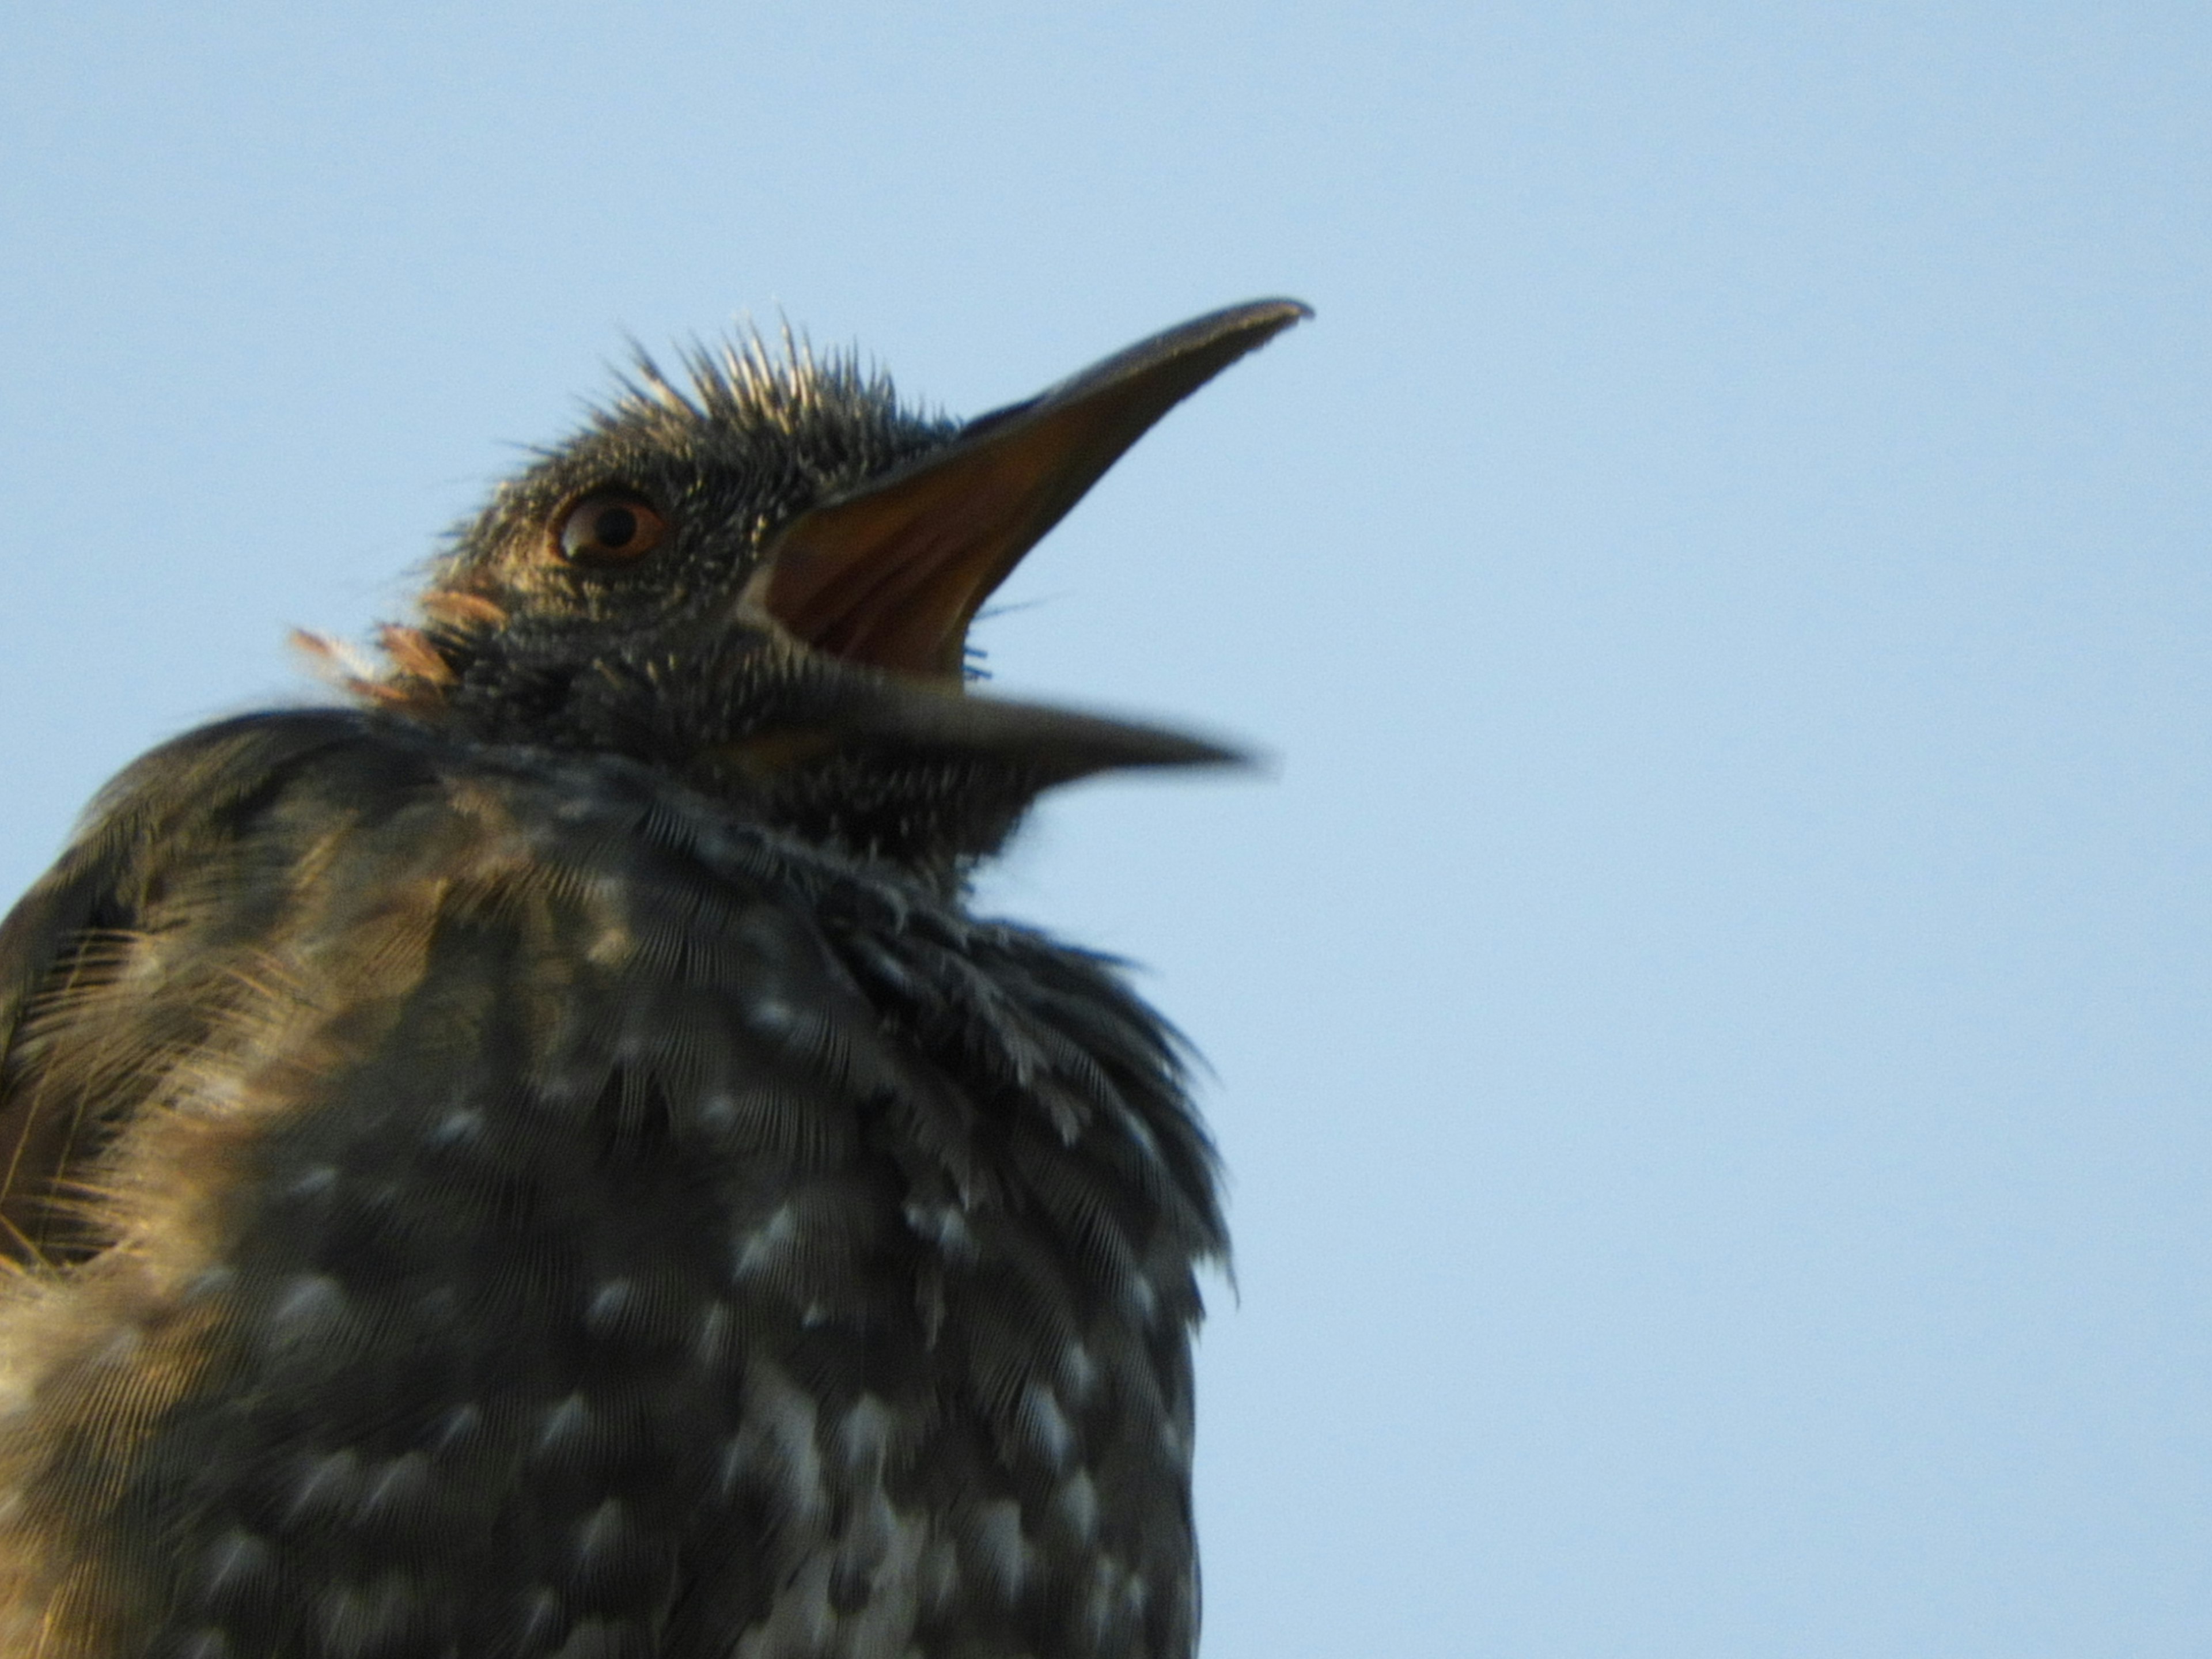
(4, 5, 2209, 1654)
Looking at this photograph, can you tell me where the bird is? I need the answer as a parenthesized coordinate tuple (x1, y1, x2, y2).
(0, 298, 1307, 1659)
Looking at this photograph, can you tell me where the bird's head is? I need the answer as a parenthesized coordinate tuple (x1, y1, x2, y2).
(350, 300, 1307, 882)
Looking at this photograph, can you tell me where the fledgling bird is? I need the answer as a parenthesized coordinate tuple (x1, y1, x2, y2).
(0, 300, 1306, 1659)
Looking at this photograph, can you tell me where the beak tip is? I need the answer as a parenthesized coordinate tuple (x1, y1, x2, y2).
(1105, 726, 1269, 778)
(1178, 734, 1265, 771)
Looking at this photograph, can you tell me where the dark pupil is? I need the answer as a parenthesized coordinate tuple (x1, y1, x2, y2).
(592, 506, 638, 549)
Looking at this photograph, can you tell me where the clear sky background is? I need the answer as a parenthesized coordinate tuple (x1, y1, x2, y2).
(3, 5, 2207, 1654)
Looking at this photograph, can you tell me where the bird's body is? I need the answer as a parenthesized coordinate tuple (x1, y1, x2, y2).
(0, 301, 1304, 1658)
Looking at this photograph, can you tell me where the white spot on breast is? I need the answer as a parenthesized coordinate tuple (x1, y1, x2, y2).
(182, 1265, 238, 1305)
(742, 994, 802, 1046)
(900, 1200, 976, 1263)
(585, 921, 635, 968)
(536, 1392, 593, 1460)
(286, 1450, 363, 1528)
(917, 1536, 961, 1617)
(728, 1363, 826, 1527)
(1120, 1111, 1162, 1161)
(714, 1432, 749, 1505)
(733, 1554, 835, 1659)
(430, 1402, 482, 1455)
(516, 1586, 563, 1649)
(833, 1496, 929, 1657)
(585, 1277, 636, 1336)
(836, 1395, 893, 1476)
(1158, 1408, 1191, 1469)
(316, 1578, 417, 1659)
(1082, 1555, 1132, 1645)
(695, 1300, 734, 1371)
(575, 1497, 634, 1569)
(1057, 1340, 1098, 1404)
(1124, 1271, 1158, 1324)
(1016, 1382, 1074, 1469)
(426, 1108, 483, 1149)
(968, 1499, 1028, 1603)
(358, 1452, 430, 1528)
(270, 1283, 347, 1344)
(1054, 1470, 1099, 1544)
(697, 1091, 739, 1136)
(286, 1164, 340, 1200)
(268, 1275, 349, 1345)
(734, 1205, 799, 1279)
(199, 1528, 271, 1609)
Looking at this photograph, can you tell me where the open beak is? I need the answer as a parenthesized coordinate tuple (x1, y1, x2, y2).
(752, 298, 1310, 681)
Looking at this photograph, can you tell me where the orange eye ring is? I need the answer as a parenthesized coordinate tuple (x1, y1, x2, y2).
(555, 490, 667, 567)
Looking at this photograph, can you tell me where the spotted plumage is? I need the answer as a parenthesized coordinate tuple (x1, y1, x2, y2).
(0, 301, 1306, 1657)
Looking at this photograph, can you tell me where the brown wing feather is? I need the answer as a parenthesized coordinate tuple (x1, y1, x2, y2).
(0, 713, 368, 1266)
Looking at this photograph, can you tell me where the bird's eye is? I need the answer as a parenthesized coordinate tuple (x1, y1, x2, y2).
(555, 491, 667, 567)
